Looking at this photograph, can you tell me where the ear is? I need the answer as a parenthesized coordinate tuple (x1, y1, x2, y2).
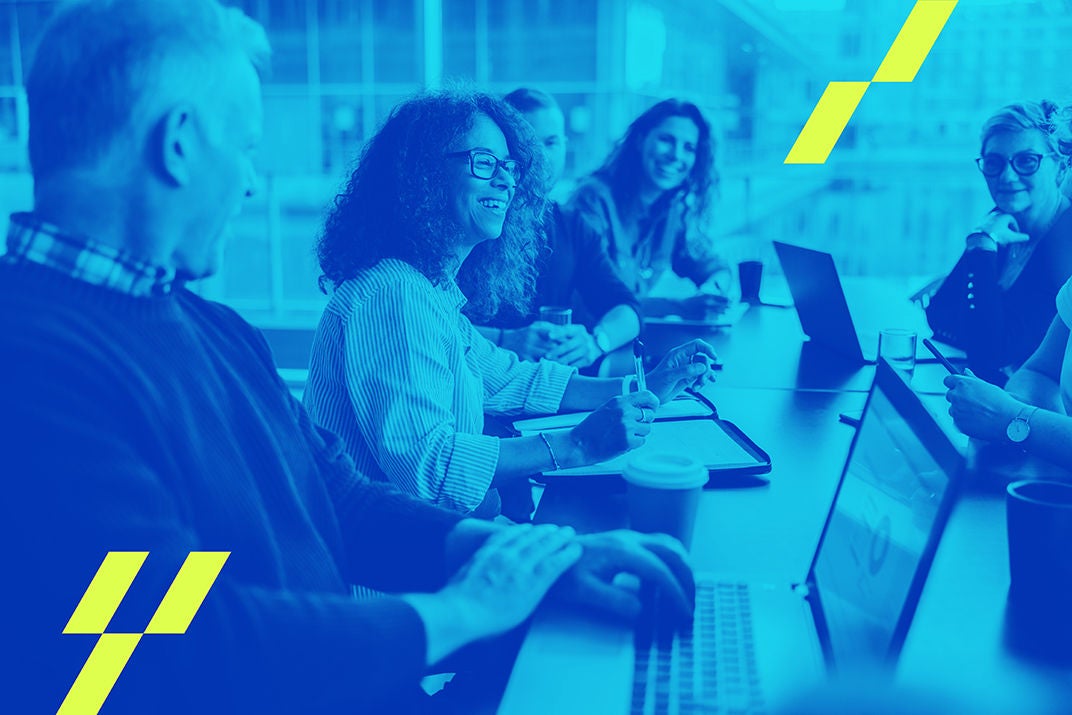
(155, 104, 197, 187)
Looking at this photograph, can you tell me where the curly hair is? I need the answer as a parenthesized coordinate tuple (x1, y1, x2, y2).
(592, 98, 718, 226)
(317, 90, 548, 321)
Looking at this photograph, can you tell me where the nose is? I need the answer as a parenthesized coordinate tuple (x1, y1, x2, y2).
(995, 159, 1021, 184)
(668, 141, 690, 165)
(490, 165, 516, 191)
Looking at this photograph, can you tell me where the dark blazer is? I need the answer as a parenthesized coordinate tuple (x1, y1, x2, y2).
(488, 201, 640, 328)
(926, 207, 1072, 383)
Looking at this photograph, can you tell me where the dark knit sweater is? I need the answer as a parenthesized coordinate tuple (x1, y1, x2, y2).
(480, 202, 640, 329)
(0, 259, 464, 713)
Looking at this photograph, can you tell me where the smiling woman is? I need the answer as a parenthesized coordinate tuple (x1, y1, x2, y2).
(926, 100, 1072, 384)
(314, 91, 546, 321)
(567, 98, 728, 320)
(304, 90, 717, 519)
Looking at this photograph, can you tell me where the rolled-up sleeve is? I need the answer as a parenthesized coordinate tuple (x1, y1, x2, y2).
(342, 282, 499, 513)
(466, 320, 576, 416)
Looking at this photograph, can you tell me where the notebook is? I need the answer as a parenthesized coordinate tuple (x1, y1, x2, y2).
(513, 394, 770, 481)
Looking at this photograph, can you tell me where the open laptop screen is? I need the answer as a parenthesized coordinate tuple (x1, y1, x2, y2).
(810, 376, 954, 665)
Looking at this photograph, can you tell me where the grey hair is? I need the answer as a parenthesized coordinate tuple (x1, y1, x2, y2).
(26, 0, 270, 179)
(980, 100, 1068, 160)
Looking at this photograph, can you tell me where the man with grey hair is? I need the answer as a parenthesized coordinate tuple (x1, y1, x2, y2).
(0, 1, 693, 713)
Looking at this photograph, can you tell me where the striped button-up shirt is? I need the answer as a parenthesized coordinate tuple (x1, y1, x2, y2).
(3, 212, 177, 297)
(304, 259, 575, 513)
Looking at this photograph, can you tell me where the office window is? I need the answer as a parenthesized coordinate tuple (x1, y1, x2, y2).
(0, 6, 13, 86)
(370, 0, 417, 83)
(485, 0, 598, 83)
(442, 1, 477, 79)
(321, 95, 365, 174)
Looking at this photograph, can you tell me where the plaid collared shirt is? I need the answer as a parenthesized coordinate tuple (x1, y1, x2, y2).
(3, 212, 177, 297)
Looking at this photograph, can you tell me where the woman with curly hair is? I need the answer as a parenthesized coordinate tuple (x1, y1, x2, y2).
(305, 90, 717, 518)
(926, 100, 1072, 384)
(568, 99, 729, 319)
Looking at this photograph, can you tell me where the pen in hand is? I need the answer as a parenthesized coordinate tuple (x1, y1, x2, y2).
(633, 339, 647, 393)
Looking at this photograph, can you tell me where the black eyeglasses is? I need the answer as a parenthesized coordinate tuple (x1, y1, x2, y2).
(976, 152, 1045, 177)
(445, 149, 523, 181)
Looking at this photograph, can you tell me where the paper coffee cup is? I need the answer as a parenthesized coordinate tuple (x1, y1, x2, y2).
(623, 453, 708, 549)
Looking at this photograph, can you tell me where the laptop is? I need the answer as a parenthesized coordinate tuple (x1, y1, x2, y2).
(772, 241, 964, 364)
(499, 360, 964, 715)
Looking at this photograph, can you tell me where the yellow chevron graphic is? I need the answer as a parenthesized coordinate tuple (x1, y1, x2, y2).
(785, 0, 958, 164)
(58, 551, 229, 714)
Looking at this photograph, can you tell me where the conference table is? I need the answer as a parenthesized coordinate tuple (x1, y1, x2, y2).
(520, 294, 1072, 714)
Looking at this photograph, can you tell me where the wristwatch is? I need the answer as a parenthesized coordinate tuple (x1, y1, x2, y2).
(593, 328, 612, 355)
(1006, 405, 1039, 444)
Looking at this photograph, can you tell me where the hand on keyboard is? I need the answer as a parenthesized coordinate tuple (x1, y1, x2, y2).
(550, 530, 696, 629)
(445, 524, 582, 635)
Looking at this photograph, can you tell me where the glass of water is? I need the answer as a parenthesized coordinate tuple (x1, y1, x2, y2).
(878, 329, 917, 378)
(538, 306, 572, 326)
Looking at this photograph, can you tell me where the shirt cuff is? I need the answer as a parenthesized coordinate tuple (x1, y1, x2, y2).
(524, 360, 576, 414)
(439, 432, 500, 513)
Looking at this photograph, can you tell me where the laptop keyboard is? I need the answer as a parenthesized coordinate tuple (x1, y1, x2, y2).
(631, 579, 765, 715)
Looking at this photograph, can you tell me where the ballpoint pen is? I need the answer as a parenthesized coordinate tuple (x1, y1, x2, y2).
(633, 339, 647, 392)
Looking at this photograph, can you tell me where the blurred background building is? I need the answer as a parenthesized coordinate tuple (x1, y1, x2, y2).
(2, 0, 1072, 328)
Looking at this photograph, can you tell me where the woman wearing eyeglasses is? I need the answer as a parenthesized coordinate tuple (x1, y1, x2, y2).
(926, 100, 1072, 385)
(304, 91, 717, 519)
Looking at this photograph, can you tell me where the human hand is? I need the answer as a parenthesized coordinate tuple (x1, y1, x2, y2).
(944, 369, 1025, 442)
(440, 524, 583, 641)
(563, 390, 660, 465)
(971, 211, 1029, 247)
(545, 324, 601, 368)
(501, 322, 558, 361)
(679, 293, 731, 320)
(646, 339, 719, 403)
(550, 530, 695, 628)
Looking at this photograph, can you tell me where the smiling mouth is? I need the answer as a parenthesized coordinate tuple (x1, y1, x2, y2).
(655, 163, 685, 178)
(478, 198, 508, 212)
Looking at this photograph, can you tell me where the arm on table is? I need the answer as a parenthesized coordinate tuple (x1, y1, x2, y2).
(1005, 315, 1068, 413)
(595, 304, 642, 352)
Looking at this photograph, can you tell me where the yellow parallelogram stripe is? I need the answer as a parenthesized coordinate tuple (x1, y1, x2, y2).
(872, 0, 958, 83)
(784, 81, 870, 165)
(57, 633, 143, 715)
(63, 552, 148, 635)
(144, 551, 229, 634)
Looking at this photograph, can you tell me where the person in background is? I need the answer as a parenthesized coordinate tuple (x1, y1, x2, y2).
(473, 88, 640, 373)
(305, 90, 717, 520)
(568, 98, 730, 320)
(926, 100, 1072, 385)
(1, 3, 696, 712)
(944, 274, 1072, 474)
